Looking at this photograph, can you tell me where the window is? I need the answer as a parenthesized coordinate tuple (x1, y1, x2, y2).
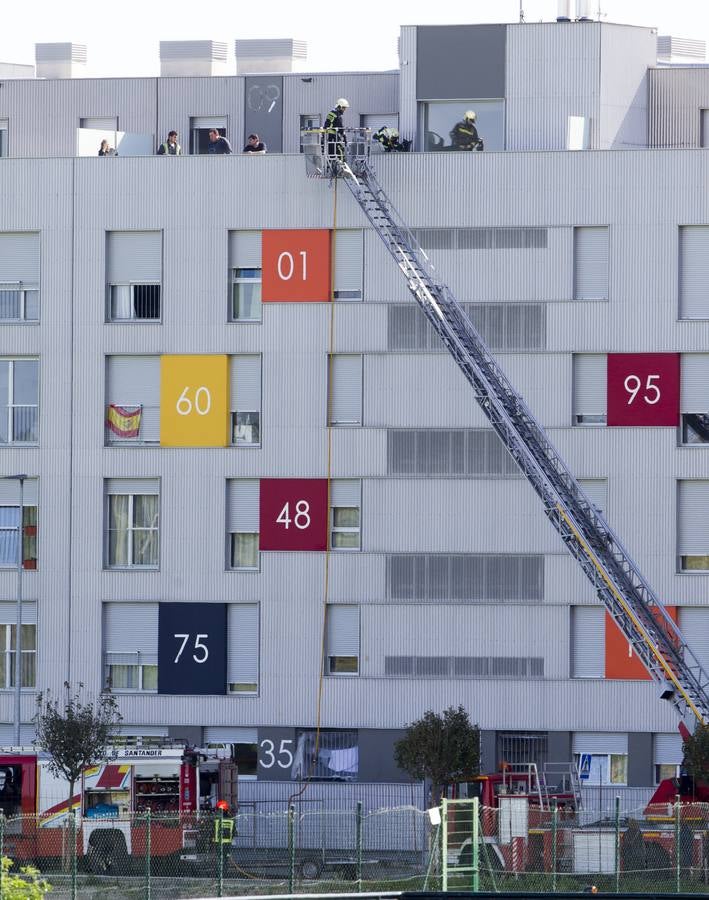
(204, 728, 258, 776)
(0, 624, 36, 689)
(290, 730, 358, 781)
(0, 120, 7, 157)
(677, 480, 709, 571)
(571, 606, 604, 678)
(103, 602, 158, 692)
(0, 359, 39, 443)
(680, 354, 709, 444)
(105, 480, 159, 568)
(229, 232, 262, 321)
(422, 100, 504, 152)
(329, 355, 362, 426)
(326, 605, 359, 675)
(230, 356, 261, 446)
(0, 233, 40, 322)
(573, 354, 606, 425)
(227, 480, 259, 570)
(679, 226, 709, 319)
(106, 231, 162, 322)
(300, 115, 321, 153)
(573, 733, 628, 785)
(227, 604, 259, 693)
(330, 480, 361, 550)
(573, 227, 609, 301)
(497, 733, 547, 769)
(189, 117, 227, 155)
(333, 231, 363, 301)
(105, 356, 160, 444)
(0, 507, 37, 570)
(654, 733, 682, 785)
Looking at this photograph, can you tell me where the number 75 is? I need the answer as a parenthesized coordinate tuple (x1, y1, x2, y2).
(173, 634, 209, 664)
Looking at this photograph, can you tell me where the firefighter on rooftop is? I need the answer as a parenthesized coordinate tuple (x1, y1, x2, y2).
(450, 110, 484, 151)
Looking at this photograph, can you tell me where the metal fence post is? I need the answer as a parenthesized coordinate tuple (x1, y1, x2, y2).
(614, 796, 620, 893)
(472, 796, 479, 893)
(145, 809, 151, 900)
(675, 794, 681, 894)
(217, 810, 224, 898)
(70, 809, 77, 900)
(356, 800, 363, 891)
(551, 799, 558, 893)
(0, 814, 5, 898)
(288, 804, 295, 895)
(441, 798, 448, 892)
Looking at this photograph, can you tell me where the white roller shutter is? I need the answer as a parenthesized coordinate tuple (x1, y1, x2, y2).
(680, 354, 709, 411)
(571, 606, 604, 677)
(573, 354, 607, 419)
(334, 230, 363, 298)
(230, 356, 261, 412)
(326, 605, 360, 657)
(573, 733, 628, 754)
(191, 116, 227, 129)
(579, 479, 608, 517)
(0, 601, 36, 625)
(0, 724, 35, 744)
(329, 355, 363, 425)
(227, 604, 259, 686)
(116, 725, 168, 737)
(0, 478, 38, 505)
(654, 733, 683, 765)
(204, 727, 258, 744)
(105, 478, 159, 495)
(103, 602, 158, 665)
(680, 226, 709, 318)
(677, 481, 709, 554)
(330, 479, 361, 508)
(679, 608, 709, 673)
(80, 117, 118, 131)
(0, 233, 40, 284)
(106, 232, 162, 284)
(228, 231, 262, 269)
(227, 480, 259, 531)
(573, 227, 609, 300)
(106, 356, 160, 441)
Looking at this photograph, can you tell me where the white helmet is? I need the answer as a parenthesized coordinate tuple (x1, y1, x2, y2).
(336, 98, 350, 109)
(464, 110, 477, 122)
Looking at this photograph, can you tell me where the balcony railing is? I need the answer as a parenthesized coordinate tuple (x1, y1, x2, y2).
(105, 404, 159, 445)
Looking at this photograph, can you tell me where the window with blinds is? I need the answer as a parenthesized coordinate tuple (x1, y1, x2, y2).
(387, 303, 546, 351)
(386, 554, 544, 602)
(387, 429, 518, 476)
(677, 481, 709, 571)
(333, 230, 363, 300)
(103, 602, 158, 692)
(680, 354, 709, 444)
(0, 359, 39, 444)
(384, 656, 543, 678)
(573, 226, 609, 301)
(230, 355, 262, 446)
(326, 605, 359, 675)
(227, 604, 259, 693)
(105, 356, 160, 444)
(0, 232, 40, 322)
(0, 120, 7, 159)
(330, 480, 361, 551)
(573, 354, 607, 425)
(229, 231, 262, 322)
(571, 606, 604, 677)
(0, 601, 36, 689)
(0, 478, 38, 569)
(329, 355, 363, 426)
(679, 226, 709, 319)
(106, 231, 162, 322)
(227, 480, 259, 570)
(104, 479, 160, 569)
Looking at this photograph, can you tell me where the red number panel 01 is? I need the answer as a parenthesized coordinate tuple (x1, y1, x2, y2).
(607, 353, 680, 427)
(261, 230, 331, 302)
(259, 479, 328, 551)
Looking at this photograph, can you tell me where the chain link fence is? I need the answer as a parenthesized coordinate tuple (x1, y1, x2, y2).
(2, 799, 709, 898)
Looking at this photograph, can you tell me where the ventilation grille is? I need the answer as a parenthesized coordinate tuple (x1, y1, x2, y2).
(411, 228, 548, 250)
(387, 429, 519, 476)
(384, 656, 544, 677)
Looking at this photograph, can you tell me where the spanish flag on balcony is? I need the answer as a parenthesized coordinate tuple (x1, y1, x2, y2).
(106, 404, 142, 438)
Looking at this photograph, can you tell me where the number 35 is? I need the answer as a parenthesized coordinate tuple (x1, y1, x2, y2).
(259, 739, 294, 769)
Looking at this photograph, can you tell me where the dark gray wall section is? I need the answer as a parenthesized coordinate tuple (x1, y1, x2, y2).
(358, 729, 409, 782)
(480, 730, 496, 773)
(416, 25, 507, 101)
(628, 732, 653, 787)
(169, 725, 202, 745)
(548, 731, 572, 765)
(257, 727, 296, 780)
(244, 76, 284, 153)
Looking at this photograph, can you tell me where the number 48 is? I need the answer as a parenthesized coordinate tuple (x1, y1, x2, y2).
(276, 500, 311, 530)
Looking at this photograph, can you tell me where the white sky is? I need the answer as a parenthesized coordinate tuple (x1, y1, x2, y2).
(1, 0, 709, 77)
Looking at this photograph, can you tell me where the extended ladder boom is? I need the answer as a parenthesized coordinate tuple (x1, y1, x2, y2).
(302, 128, 709, 725)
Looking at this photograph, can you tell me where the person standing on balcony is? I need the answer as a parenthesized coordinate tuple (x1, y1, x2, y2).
(207, 129, 233, 154)
(157, 131, 182, 155)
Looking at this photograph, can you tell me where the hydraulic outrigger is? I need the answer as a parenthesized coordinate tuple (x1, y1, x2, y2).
(302, 128, 709, 727)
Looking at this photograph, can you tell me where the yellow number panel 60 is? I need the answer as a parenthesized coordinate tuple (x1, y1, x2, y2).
(160, 355, 229, 447)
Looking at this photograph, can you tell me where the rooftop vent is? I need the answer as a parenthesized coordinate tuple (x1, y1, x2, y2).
(159, 41, 229, 77)
(35, 43, 87, 79)
(657, 35, 707, 64)
(234, 39, 307, 74)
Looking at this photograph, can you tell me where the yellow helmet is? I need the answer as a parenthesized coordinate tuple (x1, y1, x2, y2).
(464, 110, 477, 122)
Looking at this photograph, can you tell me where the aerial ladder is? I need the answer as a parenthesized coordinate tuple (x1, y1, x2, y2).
(302, 128, 709, 726)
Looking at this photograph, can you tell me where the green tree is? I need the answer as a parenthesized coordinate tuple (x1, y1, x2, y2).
(0, 857, 51, 898)
(682, 723, 709, 782)
(394, 705, 480, 805)
(34, 682, 122, 812)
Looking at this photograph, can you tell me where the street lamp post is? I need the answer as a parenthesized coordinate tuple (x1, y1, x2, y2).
(4, 475, 27, 746)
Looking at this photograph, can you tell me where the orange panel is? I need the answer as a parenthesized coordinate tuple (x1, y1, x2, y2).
(605, 606, 677, 680)
(262, 230, 331, 302)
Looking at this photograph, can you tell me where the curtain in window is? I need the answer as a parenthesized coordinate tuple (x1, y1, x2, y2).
(109, 495, 130, 565)
(133, 495, 159, 565)
(111, 285, 132, 320)
(109, 665, 138, 690)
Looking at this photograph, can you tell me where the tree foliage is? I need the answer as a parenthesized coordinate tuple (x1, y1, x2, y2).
(394, 705, 480, 805)
(0, 857, 51, 898)
(682, 723, 709, 782)
(34, 682, 122, 804)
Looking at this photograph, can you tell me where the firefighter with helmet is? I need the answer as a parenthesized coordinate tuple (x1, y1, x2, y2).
(213, 798, 236, 846)
(450, 110, 484, 151)
(324, 98, 350, 160)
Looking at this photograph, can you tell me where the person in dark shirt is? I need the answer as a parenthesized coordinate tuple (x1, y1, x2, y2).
(450, 111, 484, 151)
(243, 134, 266, 154)
(323, 98, 349, 160)
(207, 129, 233, 154)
